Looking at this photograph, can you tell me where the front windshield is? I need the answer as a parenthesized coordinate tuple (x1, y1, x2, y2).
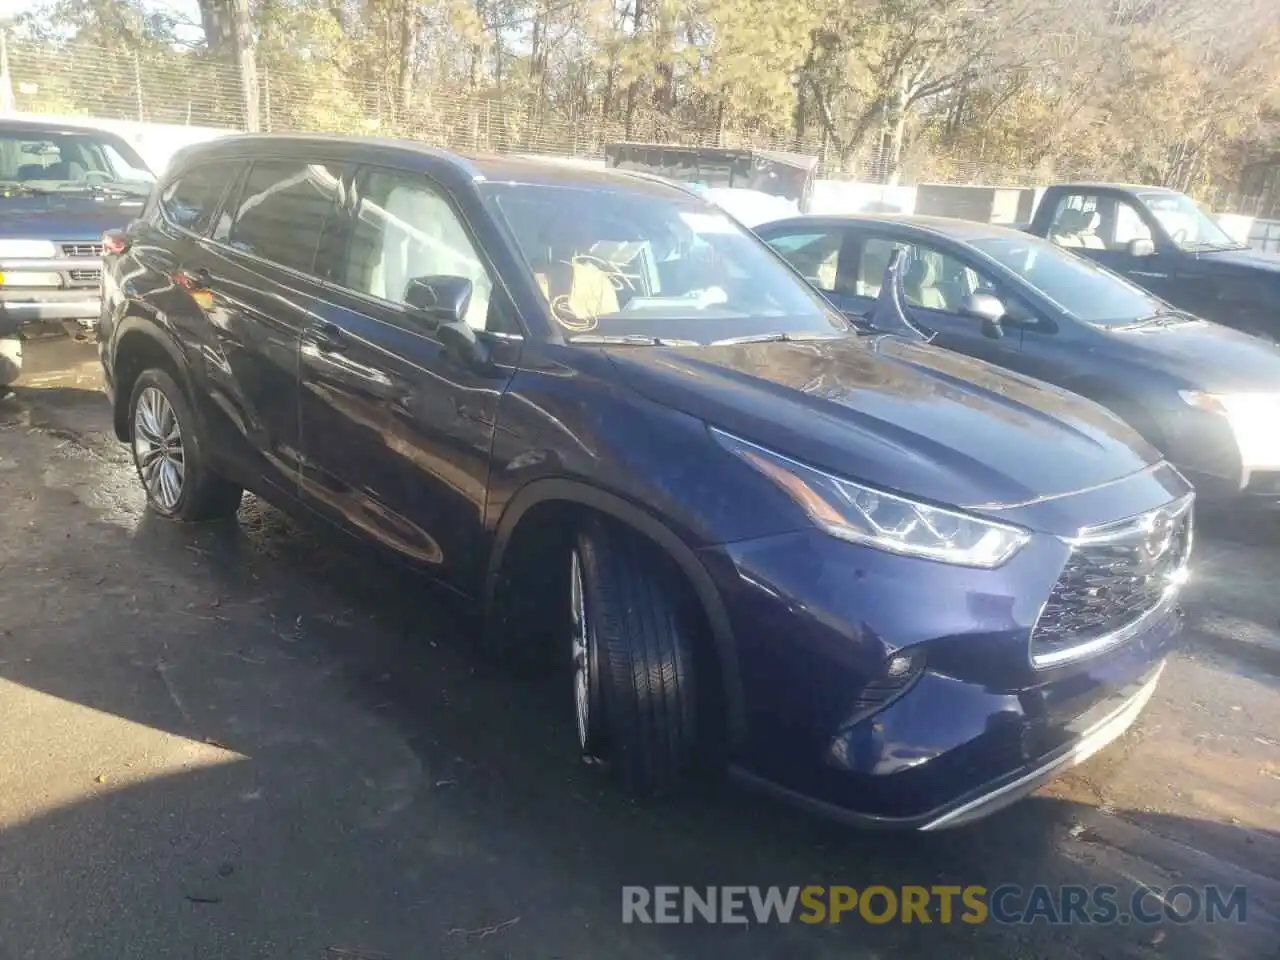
(969, 234, 1166, 326)
(480, 182, 847, 344)
(0, 129, 154, 197)
(1138, 190, 1240, 251)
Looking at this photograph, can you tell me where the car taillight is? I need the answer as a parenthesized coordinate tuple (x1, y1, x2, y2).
(102, 230, 128, 255)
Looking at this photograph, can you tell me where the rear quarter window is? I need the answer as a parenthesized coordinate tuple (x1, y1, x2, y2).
(159, 163, 241, 235)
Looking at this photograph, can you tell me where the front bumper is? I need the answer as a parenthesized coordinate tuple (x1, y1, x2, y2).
(1, 254, 105, 330)
(1, 289, 102, 327)
(704, 473, 1187, 828)
(733, 658, 1166, 830)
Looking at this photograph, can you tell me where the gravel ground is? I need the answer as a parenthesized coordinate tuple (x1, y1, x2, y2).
(0, 337, 1276, 960)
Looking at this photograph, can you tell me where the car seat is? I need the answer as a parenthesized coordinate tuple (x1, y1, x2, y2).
(904, 257, 947, 310)
(1078, 211, 1107, 249)
(1050, 209, 1086, 247)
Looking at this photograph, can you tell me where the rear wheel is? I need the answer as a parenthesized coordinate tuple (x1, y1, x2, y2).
(0, 336, 21, 390)
(128, 368, 242, 521)
(572, 517, 698, 795)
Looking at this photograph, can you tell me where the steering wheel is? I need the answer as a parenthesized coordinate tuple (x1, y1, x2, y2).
(81, 170, 113, 184)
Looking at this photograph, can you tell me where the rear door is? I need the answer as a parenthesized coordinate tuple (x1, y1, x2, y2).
(193, 158, 350, 495)
(297, 164, 522, 592)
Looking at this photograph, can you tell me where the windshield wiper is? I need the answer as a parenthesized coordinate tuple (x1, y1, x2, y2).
(52, 182, 149, 199)
(710, 331, 847, 346)
(567, 333, 699, 347)
(1117, 310, 1192, 330)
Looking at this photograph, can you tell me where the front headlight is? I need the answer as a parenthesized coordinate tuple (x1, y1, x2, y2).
(1179, 390, 1280, 466)
(0, 239, 58, 259)
(712, 428, 1030, 568)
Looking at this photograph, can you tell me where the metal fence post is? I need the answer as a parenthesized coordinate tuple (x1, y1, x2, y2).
(133, 52, 144, 121)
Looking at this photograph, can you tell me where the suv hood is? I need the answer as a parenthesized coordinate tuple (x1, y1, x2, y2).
(606, 336, 1160, 512)
(0, 194, 145, 242)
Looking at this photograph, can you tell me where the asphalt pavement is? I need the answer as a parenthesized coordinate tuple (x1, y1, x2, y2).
(0, 337, 1277, 960)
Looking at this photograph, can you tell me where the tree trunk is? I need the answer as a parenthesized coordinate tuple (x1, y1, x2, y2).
(397, 0, 415, 115)
(881, 78, 910, 185)
(624, 0, 646, 139)
(199, 0, 259, 132)
(793, 79, 807, 150)
(231, 0, 259, 132)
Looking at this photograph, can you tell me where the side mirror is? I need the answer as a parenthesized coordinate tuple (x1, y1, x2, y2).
(963, 292, 1007, 340)
(436, 320, 491, 371)
(1127, 238, 1155, 257)
(403, 275, 473, 327)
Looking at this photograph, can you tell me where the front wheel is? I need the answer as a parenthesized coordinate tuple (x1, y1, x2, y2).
(128, 368, 243, 521)
(0, 336, 22, 389)
(571, 518, 699, 795)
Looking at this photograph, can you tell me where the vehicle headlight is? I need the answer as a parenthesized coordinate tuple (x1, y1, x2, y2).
(1179, 390, 1280, 465)
(0, 239, 58, 258)
(1179, 390, 1280, 415)
(712, 428, 1030, 568)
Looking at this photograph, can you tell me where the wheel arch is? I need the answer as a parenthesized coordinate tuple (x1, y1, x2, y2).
(110, 312, 197, 443)
(485, 478, 746, 748)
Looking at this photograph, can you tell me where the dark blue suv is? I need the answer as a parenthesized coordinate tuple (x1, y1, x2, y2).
(99, 135, 1193, 828)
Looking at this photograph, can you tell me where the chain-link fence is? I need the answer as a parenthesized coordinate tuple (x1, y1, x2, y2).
(0, 39, 1223, 196)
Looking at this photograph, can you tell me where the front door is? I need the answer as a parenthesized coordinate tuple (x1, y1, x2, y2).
(852, 235, 1029, 369)
(1041, 190, 1192, 305)
(298, 164, 521, 591)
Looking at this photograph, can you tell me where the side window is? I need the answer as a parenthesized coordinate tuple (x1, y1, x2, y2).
(1047, 193, 1103, 250)
(858, 238, 908, 298)
(765, 230, 844, 293)
(900, 244, 980, 312)
(159, 163, 240, 235)
(222, 161, 345, 276)
(343, 169, 496, 332)
(1113, 200, 1154, 248)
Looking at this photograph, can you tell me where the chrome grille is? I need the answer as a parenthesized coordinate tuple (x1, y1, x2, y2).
(68, 268, 102, 283)
(61, 242, 104, 258)
(1031, 497, 1193, 668)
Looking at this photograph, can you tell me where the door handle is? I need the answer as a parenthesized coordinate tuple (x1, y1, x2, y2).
(306, 321, 348, 352)
(300, 339, 400, 396)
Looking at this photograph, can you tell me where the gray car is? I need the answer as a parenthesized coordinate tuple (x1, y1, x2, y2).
(758, 214, 1280, 501)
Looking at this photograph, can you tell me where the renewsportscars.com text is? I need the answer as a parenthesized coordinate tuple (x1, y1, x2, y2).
(621, 884, 1248, 926)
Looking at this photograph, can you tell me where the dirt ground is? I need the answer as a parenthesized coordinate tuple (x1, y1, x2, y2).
(0, 336, 1277, 960)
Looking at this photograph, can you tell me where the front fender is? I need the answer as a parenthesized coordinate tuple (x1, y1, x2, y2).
(485, 477, 747, 749)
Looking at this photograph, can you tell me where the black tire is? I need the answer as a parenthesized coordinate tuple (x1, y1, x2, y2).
(0, 336, 21, 389)
(128, 368, 243, 521)
(573, 516, 698, 795)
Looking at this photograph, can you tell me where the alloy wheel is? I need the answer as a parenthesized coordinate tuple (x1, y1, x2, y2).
(133, 386, 185, 510)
